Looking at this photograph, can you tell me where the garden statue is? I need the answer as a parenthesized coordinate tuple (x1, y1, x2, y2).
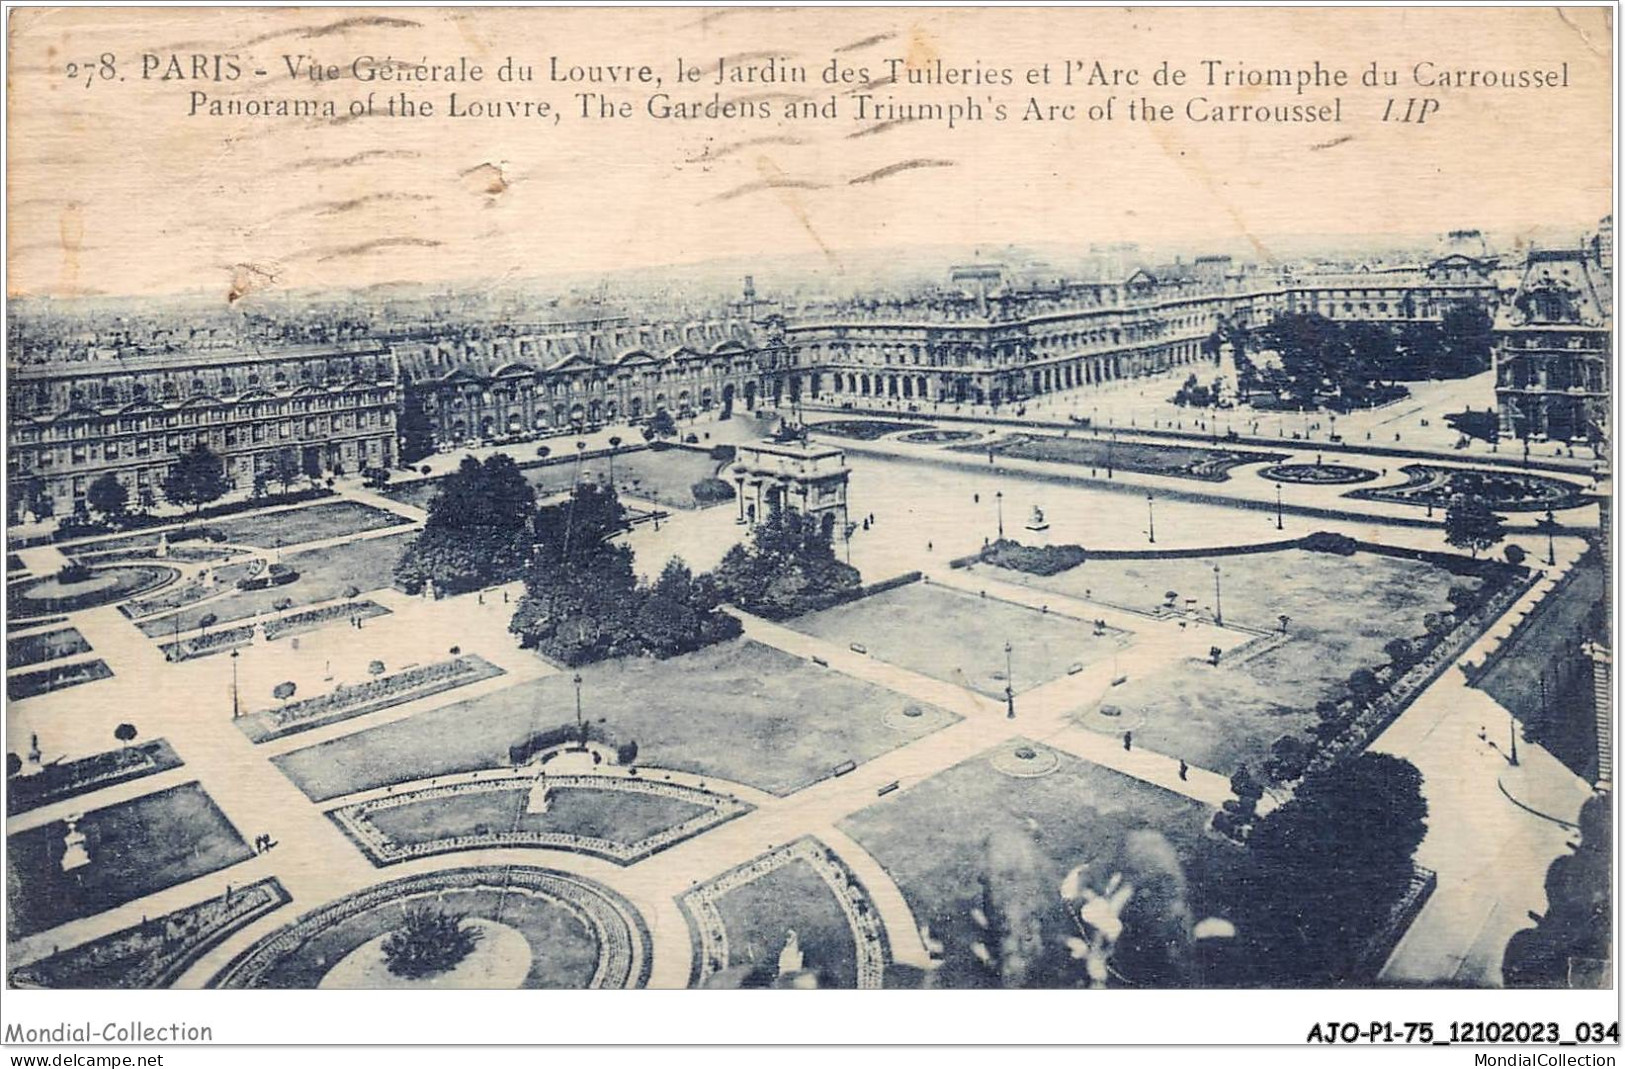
(28, 732, 42, 769)
(1025, 506, 1049, 532)
(776, 929, 804, 979)
(527, 771, 552, 815)
(156, 532, 169, 559)
(61, 814, 90, 872)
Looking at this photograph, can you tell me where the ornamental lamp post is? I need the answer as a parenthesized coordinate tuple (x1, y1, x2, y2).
(1146, 491, 1156, 544)
(995, 490, 1005, 541)
(230, 648, 240, 719)
(1275, 481, 1284, 531)
(1543, 508, 1557, 566)
(1213, 563, 1223, 626)
(1004, 641, 1016, 720)
(573, 673, 584, 746)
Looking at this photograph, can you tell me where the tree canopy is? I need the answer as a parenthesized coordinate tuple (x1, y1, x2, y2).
(394, 454, 537, 595)
(1238, 753, 1428, 984)
(711, 506, 862, 620)
(1444, 493, 1507, 558)
(87, 472, 128, 519)
(510, 482, 740, 664)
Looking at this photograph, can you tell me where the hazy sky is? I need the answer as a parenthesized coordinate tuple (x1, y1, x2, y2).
(7, 6, 1614, 299)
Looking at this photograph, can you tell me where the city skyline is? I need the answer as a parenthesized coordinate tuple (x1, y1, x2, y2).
(7, 6, 1612, 300)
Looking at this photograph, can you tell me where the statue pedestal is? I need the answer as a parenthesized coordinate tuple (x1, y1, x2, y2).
(526, 777, 551, 815)
(61, 817, 90, 872)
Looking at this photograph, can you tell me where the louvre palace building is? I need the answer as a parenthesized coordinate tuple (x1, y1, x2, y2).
(8, 232, 1605, 522)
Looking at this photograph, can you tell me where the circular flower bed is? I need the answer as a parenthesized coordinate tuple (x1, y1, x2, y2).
(898, 428, 983, 445)
(1349, 464, 1589, 512)
(882, 703, 947, 733)
(807, 419, 928, 440)
(211, 866, 651, 989)
(990, 743, 1060, 778)
(8, 564, 179, 618)
(1259, 463, 1379, 486)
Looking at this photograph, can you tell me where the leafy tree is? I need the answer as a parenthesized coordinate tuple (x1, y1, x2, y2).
(162, 444, 228, 513)
(1383, 637, 1416, 670)
(645, 409, 678, 440)
(113, 722, 138, 748)
(1444, 493, 1506, 558)
(1348, 666, 1382, 703)
(272, 448, 301, 494)
(395, 454, 537, 595)
(398, 392, 437, 466)
(86, 472, 128, 520)
(533, 480, 627, 566)
(301, 449, 324, 483)
(512, 487, 738, 664)
(1439, 304, 1494, 378)
(5, 752, 21, 778)
(1503, 794, 1612, 988)
(1239, 753, 1428, 985)
(381, 906, 483, 979)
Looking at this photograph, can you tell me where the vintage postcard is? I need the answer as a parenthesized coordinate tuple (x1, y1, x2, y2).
(1, 2, 1617, 1054)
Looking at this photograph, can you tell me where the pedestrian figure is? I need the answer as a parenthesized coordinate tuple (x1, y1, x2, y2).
(1124, 731, 1133, 751)
(974, 493, 980, 504)
(927, 541, 933, 552)
(478, 592, 484, 605)
(1178, 759, 1188, 781)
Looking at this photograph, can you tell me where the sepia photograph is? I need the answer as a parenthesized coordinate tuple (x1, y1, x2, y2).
(0, 1, 1618, 1056)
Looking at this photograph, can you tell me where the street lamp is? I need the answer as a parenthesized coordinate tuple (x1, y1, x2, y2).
(573, 673, 584, 746)
(1212, 563, 1223, 626)
(1274, 481, 1284, 531)
(1004, 641, 1016, 719)
(1146, 491, 1156, 544)
(1543, 508, 1557, 566)
(995, 490, 1005, 540)
(230, 648, 240, 719)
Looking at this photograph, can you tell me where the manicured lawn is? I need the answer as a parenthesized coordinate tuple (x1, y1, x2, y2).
(1350, 464, 1589, 512)
(951, 433, 1286, 482)
(8, 659, 114, 702)
(139, 531, 416, 636)
(526, 447, 724, 510)
(839, 740, 1245, 988)
(7, 739, 184, 817)
(274, 639, 960, 801)
(5, 782, 253, 938)
(9, 564, 178, 618)
(360, 784, 708, 853)
(702, 854, 859, 987)
(786, 582, 1127, 696)
(7, 626, 91, 670)
(997, 548, 1476, 773)
(203, 500, 410, 548)
(9, 877, 290, 989)
(212, 867, 645, 988)
(809, 420, 929, 440)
